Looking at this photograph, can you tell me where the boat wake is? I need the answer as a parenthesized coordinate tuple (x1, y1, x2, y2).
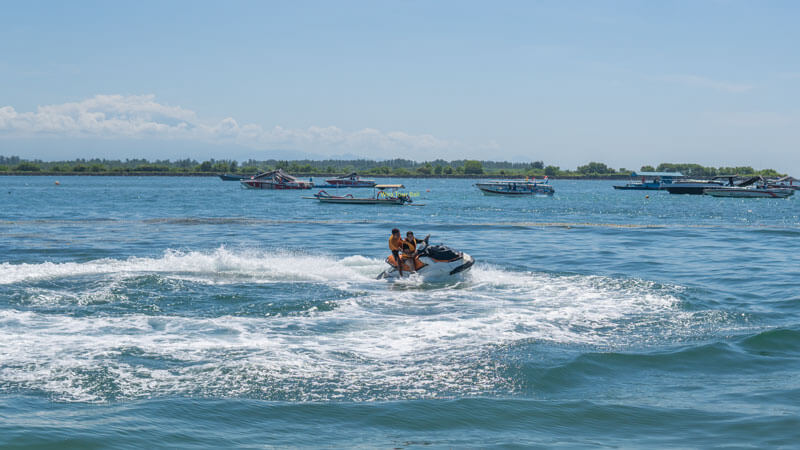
(0, 247, 378, 286)
(0, 247, 747, 402)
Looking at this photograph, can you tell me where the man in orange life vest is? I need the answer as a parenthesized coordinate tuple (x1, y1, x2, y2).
(388, 228, 405, 276)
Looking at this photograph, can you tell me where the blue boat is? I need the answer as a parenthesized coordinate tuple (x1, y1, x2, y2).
(613, 171, 684, 190)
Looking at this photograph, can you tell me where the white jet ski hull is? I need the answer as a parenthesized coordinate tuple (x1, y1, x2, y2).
(377, 253, 475, 280)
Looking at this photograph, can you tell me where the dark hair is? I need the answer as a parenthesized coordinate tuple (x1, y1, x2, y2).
(391, 228, 400, 234)
(406, 231, 413, 235)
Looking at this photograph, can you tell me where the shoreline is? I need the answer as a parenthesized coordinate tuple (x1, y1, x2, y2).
(0, 172, 632, 180)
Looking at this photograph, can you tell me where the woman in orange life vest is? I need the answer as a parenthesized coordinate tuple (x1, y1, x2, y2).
(400, 231, 430, 272)
(388, 228, 405, 276)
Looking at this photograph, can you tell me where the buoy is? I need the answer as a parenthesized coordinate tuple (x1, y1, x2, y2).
(54, 181, 60, 185)
(426, 189, 430, 192)
(645, 195, 649, 199)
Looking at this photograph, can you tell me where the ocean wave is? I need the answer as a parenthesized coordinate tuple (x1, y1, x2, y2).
(0, 247, 749, 403)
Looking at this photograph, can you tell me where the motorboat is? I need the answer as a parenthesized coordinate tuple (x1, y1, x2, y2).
(317, 173, 377, 188)
(664, 176, 736, 195)
(377, 240, 475, 280)
(613, 171, 683, 190)
(475, 178, 554, 195)
(306, 184, 413, 205)
(218, 173, 246, 181)
(240, 169, 313, 189)
(703, 176, 794, 198)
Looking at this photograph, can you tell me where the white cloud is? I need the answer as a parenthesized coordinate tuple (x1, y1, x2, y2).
(0, 94, 455, 155)
(657, 74, 753, 93)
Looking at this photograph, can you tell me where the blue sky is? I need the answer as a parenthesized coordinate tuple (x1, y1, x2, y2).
(1, 0, 799, 173)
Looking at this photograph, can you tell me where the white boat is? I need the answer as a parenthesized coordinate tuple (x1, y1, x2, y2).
(377, 240, 475, 281)
(318, 173, 376, 188)
(240, 169, 313, 189)
(475, 178, 554, 195)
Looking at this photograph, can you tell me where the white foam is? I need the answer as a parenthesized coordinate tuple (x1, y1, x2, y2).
(0, 247, 382, 286)
(0, 249, 736, 402)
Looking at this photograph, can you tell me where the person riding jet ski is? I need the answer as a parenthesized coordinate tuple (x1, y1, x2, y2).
(400, 231, 430, 273)
(388, 228, 405, 276)
(379, 231, 474, 280)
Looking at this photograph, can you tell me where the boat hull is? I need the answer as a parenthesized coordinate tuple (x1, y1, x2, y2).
(377, 253, 475, 280)
(314, 183, 376, 188)
(476, 185, 554, 195)
(316, 197, 406, 205)
(613, 184, 664, 190)
(665, 185, 718, 195)
(703, 188, 794, 198)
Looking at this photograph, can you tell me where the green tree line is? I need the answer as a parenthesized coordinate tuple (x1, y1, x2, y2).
(0, 155, 784, 177)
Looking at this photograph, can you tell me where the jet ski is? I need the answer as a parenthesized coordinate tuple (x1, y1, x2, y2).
(377, 240, 475, 280)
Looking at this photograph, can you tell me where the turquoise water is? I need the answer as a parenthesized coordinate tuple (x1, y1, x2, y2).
(1, 176, 799, 448)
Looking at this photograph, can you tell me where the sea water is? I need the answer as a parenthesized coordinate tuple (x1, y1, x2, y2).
(1, 176, 798, 448)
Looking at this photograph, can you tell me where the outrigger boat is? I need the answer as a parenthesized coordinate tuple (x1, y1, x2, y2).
(613, 171, 683, 190)
(377, 239, 475, 280)
(475, 178, 554, 195)
(315, 172, 377, 188)
(306, 184, 413, 205)
(240, 169, 313, 190)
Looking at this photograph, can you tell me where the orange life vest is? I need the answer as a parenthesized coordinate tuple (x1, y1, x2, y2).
(389, 234, 403, 252)
(402, 238, 416, 255)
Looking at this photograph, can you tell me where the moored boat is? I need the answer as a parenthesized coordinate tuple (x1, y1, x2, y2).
(475, 178, 554, 195)
(703, 176, 794, 198)
(307, 184, 413, 205)
(613, 171, 683, 190)
(240, 169, 313, 189)
(317, 173, 376, 188)
(218, 173, 247, 181)
(664, 176, 736, 195)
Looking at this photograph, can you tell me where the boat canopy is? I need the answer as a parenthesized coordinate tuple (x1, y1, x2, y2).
(630, 171, 684, 178)
(776, 176, 798, 183)
(736, 176, 764, 187)
(375, 184, 404, 189)
(483, 179, 547, 184)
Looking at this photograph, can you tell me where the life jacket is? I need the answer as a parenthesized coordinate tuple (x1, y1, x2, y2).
(402, 237, 417, 255)
(389, 234, 403, 252)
